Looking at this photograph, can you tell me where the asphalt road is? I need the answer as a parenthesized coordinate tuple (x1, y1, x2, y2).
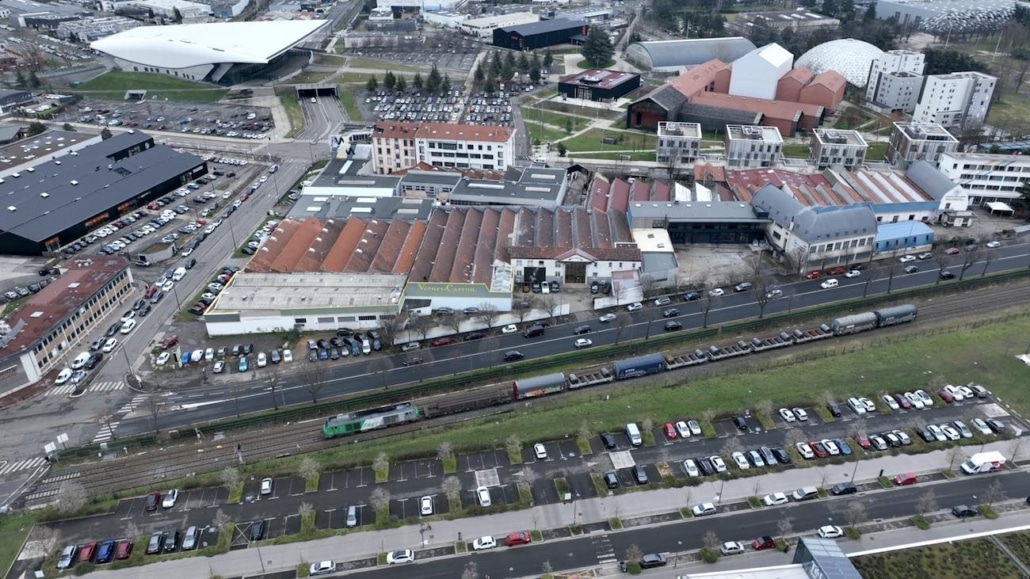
(109, 243, 1030, 437)
(296, 96, 347, 142)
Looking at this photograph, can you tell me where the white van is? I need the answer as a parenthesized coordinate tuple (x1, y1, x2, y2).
(625, 423, 642, 446)
(820, 278, 839, 289)
(172, 267, 187, 282)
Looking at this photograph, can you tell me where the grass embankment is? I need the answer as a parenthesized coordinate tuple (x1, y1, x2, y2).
(561, 129, 656, 153)
(520, 108, 590, 133)
(71, 72, 228, 103)
(278, 91, 304, 139)
(853, 536, 1024, 578)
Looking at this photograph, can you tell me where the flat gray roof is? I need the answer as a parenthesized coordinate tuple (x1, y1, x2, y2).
(212, 272, 408, 314)
(286, 195, 433, 222)
(311, 157, 400, 190)
(628, 200, 767, 223)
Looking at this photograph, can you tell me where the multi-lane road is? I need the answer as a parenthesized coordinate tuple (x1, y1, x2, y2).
(106, 243, 1030, 438)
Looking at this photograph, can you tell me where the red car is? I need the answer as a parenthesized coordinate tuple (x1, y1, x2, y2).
(662, 423, 677, 439)
(115, 539, 133, 560)
(160, 335, 178, 350)
(144, 285, 158, 299)
(78, 541, 97, 564)
(894, 393, 911, 409)
(144, 491, 162, 511)
(855, 436, 872, 450)
(810, 440, 829, 458)
(805, 271, 822, 280)
(945, 247, 961, 255)
(938, 389, 954, 403)
(430, 337, 453, 347)
(505, 532, 532, 547)
(826, 267, 846, 276)
(894, 473, 918, 486)
(752, 536, 776, 551)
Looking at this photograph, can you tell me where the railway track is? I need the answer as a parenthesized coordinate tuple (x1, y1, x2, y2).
(25, 280, 1030, 504)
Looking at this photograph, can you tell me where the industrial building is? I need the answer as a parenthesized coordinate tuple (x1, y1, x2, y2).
(729, 43, 793, 101)
(912, 71, 997, 131)
(492, 18, 586, 51)
(370, 122, 514, 174)
(810, 128, 868, 170)
(459, 12, 538, 38)
(937, 151, 1030, 206)
(865, 50, 925, 113)
(655, 122, 702, 166)
(625, 37, 756, 72)
(887, 122, 959, 169)
(404, 166, 569, 209)
(873, 0, 1014, 30)
(0, 131, 207, 256)
(558, 69, 641, 102)
(56, 16, 142, 42)
(724, 125, 783, 168)
(0, 256, 132, 396)
(728, 10, 840, 33)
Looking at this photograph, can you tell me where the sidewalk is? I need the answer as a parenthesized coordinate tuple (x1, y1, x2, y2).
(76, 440, 1023, 579)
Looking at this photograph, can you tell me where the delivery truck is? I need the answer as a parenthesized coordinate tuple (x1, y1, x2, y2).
(959, 451, 1006, 475)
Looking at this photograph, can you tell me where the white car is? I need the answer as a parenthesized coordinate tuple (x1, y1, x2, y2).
(309, 561, 336, 576)
(598, 313, 617, 323)
(943, 385, 965, 401)
(420, 496, 433, 516)
(476, 486, 491, 507)
(957, 384, 975, 399)
(574, 338, 593, 349)
(847, 397, 867, 415)
(682, 459, 700, 477)
(102, 338, 119, 353)
(858, 397, 876, 413)
(260, 478, 273, 496)
(940, 424, 960, 441)
(691, 502, 717, 517)
(953, 421, 972, 439)
(675, 421, 691, 438)
(71, 352, 91, 369)
(256, 352, 267, 368)
(915, 389, 934, 406)
(844, 270, 861, 278)
(161, 489, 178, 508)
(762, 492, 789, 506)
(792, 408, 808, 421)
(818, 525, 844, 539)
(212, 361, 225, 374)
(283, 349, 293, 363)
(472, 536, 496, 550)
(821, 439, 840, 456)
(708, 288, 725, 297)
(766, 288, 783, 299)
(795, 442, 815, 459)
(779, 408, 796, 423)
(386, 550, 415, 564)
(927, 424, 947, 442)
(533, 443, 547, 460)
(501, 324, 519, 334)
(55, 368, 73, 384)
(710, 456, 727, 473)
(731, 451, 750, 470)
(971, 418, 993, 436)
(986, 241, 1001, 248)
(156, 352, 171, 366)
(687, 420, 702, 436)
(204, 347, 214, 362)
(905, 391, 925, 409)
(120, 311, 136, 324)
(626, 303, 642, 312)
(899, 255, 916, 263)
(881, 394, 899, 411)
(161, 280, 174, 292)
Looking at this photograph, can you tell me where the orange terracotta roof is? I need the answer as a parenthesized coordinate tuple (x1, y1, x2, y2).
(694, 162, 726, 183)
(321, 218, 366, 273)
(692, 92, 823, 121)
(269, 218, 322, 273)
(669, 59, 730, 98)
(806, 70, 846, 92)
(781, 67, 814, 85)
(393, 220, 426, 274)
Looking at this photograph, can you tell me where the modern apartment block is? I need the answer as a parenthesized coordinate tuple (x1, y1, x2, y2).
(937, 151, 1030, 205)
(913, 71, 997, 131)
(886, 122, 959, 169)
(371, 122, 514, 174)
(656, 121, 702, 165)
(810, 128, 868, 170)
(865, 49, 925, 111)
(724, 124, 783, 168)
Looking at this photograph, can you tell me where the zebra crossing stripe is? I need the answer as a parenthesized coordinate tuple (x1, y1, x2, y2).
(92, 421, 120, 444)
(41, 472, 80, 485)
(46, 381, 124, 397)
(0, 456, 46, 475)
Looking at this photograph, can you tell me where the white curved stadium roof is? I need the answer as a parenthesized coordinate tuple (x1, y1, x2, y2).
(795, 39, 884, 88)
(91, 21, 327, 69)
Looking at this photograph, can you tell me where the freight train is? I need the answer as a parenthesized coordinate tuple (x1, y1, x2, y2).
(321, 305, 916, 438)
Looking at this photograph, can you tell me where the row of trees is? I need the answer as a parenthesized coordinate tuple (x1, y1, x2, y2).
(471, 48, 551, 93)
(365, 65, 453, 96)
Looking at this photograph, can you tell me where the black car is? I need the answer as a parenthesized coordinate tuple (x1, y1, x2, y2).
(249, 520, 265, 541)
(662, 308, 679, 318)
(85, 352, 104, 370)
(106, 322, 121, 337)
(308, 350, 318, 362)
(329, 348, 340, 360)
(987, 419, 1006, 433)
(639, 554, 667, 569)
(573, 325, 592, 335)
(243, 343, 254, 355)
(952, 505, 977, 518)
(464, 332, 484, 341)
(336, 328, 353, 337)
(402, 356, 424, 366)
(918, 426, 935, 443)
(682, 291, 700, 301)
(940, 271, 956, 280)
(664, 321, 682, 331)
(139, 304, 152, 317)
(184, 258, 197, 269)
(732, 416, 748, 431)
(90, 338, 106, 352)
(697, 457, 716, 476)
(367, 330, 382, 351)
(133, 298, 146, 311)
(600, 432, 616, 449)
(503, 351, 525, 362)
(830, 482, 857, 496)
(270, 349, 281, 364)
(231, 344, 242, 357)
(826, 402, 842, 417)
(163, 530, 181, 552)
(771, 447, 791, 465)
(631, 465, 649, 485)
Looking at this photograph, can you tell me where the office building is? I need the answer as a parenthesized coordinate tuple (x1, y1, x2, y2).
(887, 122, 959, 169)
(655, 122, 702, 166)
(937, 151, 1030, 205)
(810, 129, 868, 170)
(913, 71, 997, 131)
(371, 122, 514, 174)
(724, 124, 783, 168)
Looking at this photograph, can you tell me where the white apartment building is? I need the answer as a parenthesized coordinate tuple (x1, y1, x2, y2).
(810, 128, 868, 170)
(937, 151, 1030, 205)
(724, 124, 783, 168)
(655, 121, 701, 165)
(865, 50, 924, 102)
(913, 71, 997, 131)
(371, 122, 514, 174)
(887, 122, 959, 169)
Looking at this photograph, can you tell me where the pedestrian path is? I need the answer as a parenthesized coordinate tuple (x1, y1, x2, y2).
(0, 456, 47, 476)
(46, 381, 125, 397)
(117, 394, 150, 414)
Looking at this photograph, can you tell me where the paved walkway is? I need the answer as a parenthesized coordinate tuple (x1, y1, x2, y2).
(74, 440, 1024, 579)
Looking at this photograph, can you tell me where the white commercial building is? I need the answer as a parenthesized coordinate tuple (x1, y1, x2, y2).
(422, 10, 467, 28)
(371, 122, 514, 174)
(938, 151, 1030, 205)
(865, 50, 924, 99)
(913, 71, 997, 131)
(728, 43, 793, 101)
(865, 49, 924, 113)
(725, 124, 783, 168)
(655, 121, 701, 165)
(887, 122, 959, 169)
(459, 12, 538, 38)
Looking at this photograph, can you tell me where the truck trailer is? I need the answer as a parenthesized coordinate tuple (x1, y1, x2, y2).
(959, 451, 1006, 475)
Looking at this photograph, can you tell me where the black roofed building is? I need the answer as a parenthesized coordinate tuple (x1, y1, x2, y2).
(559, 69, 642, 102)
(492, 19, 587, 51)
(0, 131, 207, 256)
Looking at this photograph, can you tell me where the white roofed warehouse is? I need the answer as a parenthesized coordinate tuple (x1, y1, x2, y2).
(90, 21, 329, 84)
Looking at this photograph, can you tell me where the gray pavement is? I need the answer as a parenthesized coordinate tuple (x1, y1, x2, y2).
(68, 439, 1025, 579)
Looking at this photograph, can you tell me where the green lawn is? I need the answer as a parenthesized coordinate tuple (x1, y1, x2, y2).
(0, 513, 36, 577)
(535, 99, 623, 120)
(278, 92, 303, 139)
(574, 151, 655, 162)
(71, 72, 228, 103)
(520, 107, 590, 132)
(561, 128, 656, 153)
(338, 84, 362, 121)
(853, 537, 1023, 578)
(291, 71, 334, 85)
(523, 121, 567, 146)
(987, 94, 1030, 135)
(867, 141, 888, 162)
(781, 144, 811, 159)
(347, 57, 426, 72)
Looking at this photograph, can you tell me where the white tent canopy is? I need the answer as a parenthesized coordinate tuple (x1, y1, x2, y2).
(985, 201, 1014, 215)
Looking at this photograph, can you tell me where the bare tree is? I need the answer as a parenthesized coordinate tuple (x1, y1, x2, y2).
(751, 477, 762, 498)
(885, 263, 897, 294)
(721, 437, 743, 457)
(411, 314, 433, 341)
(372, 357, 393, 389)
(513, 297, 537, 324)
(505, 434, 522, 457)
(541, 561, 553, 575)
(783, 427, 805, 447)
(788, 244, 809, 276)
(848, 419, 868, 441)
(442, 476, 462, 502)
(862, 266, 885, 298)
(702, 530, 720, 550)
(145, 396, 162, 436)
(461, 561, 480, 579)
(777, 517, 793, 542)
(299, 456, 321, 481)
(641, 418, 654, 434)
(476, 303, 502, 329)
(228, 381, 243, 418)
(754, 399, 774, 421)
(373, 452, 389, 474)
(946, 447, 965, 472)
(377, 320, 400, 350)
(700, 290, 717, 328)
(980, 236, 995, 276)
(612, 312, 631, 344)
(212, 509, 232, 528)
(437, 441, 454, 462)
(442, 313, 463, 336)
(959, 246, 982, 280)
(577, 420, 591, 442)
(267, 366, 282, 411)
(299, 501, 314, 519)
(932, 246, 951, 284)
(303, 363, 329, 404)
(818, 390, 835, 409)
(845, 501, 867, 528)
(916, 490, 938, 515)
(220, 467, 240, 492)
(624, 544, 644, 563)
(540, 295, 560, 319)
(32, 526, 61, 556)
(123, 522, 141, 543)
(520, 465, 539, 487)
(369, 487, 391, 512)
(701, 409, 716, 428)
(984, 479, 1006, 508)
(753, 277, 772, 318)
(56, 481, 88, 514)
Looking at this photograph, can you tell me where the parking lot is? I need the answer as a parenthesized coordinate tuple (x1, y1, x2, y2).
(348, 34, 482, 71)
(55, 99, 275, 141)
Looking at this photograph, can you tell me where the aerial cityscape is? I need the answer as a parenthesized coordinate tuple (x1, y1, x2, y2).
(2, 0, 1030, 578)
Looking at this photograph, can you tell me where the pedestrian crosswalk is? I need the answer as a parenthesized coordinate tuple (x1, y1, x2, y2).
(117, 394, 150, 414)
(92, 420, 120, 445)
(46, 381, 125, 397)
(0, 456, 47, 476)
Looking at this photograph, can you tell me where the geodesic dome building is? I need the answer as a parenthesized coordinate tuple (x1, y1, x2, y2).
(795, 39, 885, 88)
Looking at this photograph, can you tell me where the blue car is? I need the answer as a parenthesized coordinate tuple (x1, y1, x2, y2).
(834, 438, 852, 456)
(318, 348, 328, 360)
(95, 540, 116, 564)
(180, 351, 191, 367)
(238, 356, 248, 372)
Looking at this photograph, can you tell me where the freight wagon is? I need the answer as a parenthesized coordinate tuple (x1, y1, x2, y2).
(322, 403, 420, 438)
(613, 353, 667, 379)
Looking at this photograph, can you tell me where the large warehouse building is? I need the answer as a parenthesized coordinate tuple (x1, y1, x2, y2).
(90, 21, 329, 84)
(492, 19, 586, 51)
(625, 37, 756, 72)
(0, 131, 207, 256)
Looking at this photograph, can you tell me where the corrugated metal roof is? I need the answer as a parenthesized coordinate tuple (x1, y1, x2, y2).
(629, 37, 756, 69)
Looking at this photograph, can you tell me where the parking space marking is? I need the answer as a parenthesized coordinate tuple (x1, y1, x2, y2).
(474, 468, 500, 488)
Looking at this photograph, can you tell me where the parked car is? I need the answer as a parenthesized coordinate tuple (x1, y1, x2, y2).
(386, 550, 415, 564)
